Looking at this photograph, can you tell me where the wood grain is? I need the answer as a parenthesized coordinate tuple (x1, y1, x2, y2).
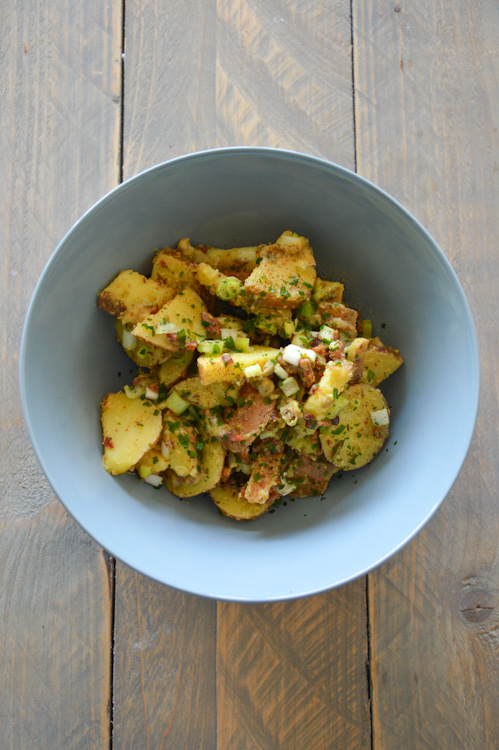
(217, 587, 370, 750)
(353, 1, 499, 747)
(113, 3, 220, 748)
(115, 2, 370, 749)
(0, 1, 122, 747)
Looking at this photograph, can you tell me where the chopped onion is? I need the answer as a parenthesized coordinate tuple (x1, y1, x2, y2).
(274, 363, 289, 379)
(122, 328, 137, 350)
(145, 387, 159, 401)
(244, 363, 263, 378)
(261, 360, 275, 377)
(318, 326, 336, 342)
(240, 462, 252, 475)
(144, 474, 163, 487)
(164, 391, 189, 415)
(279, 376, 300, 397)
(221, 327, 241, 340)
(227, 452, 239, 469)
(155, 321, 178, 334)
(282, 344, 317, 366)
(370, 408, 389, 427)
(161, 442, 170, 459)
(124, 384, 141, 399)
(277, 478, 296, 496)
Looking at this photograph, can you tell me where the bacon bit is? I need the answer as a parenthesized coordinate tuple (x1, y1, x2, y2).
(103, 436, 114, 448)
(299, 357, 316, 389)
(159, 260, 167, 268)
(221, 466, 232, 482)
(328, 341, 344, 361)
(201, 311, 221, 337)
(303, 413, 318, 431)
(222, 352, 233, 364)
(332, 416, 340, 426)
(311, 342, 328, 357)
(185, 339, 198, 350)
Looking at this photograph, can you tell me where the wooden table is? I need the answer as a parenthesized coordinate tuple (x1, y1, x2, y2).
(2, 2, 498, 748)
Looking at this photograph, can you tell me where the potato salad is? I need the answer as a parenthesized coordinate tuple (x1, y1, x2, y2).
(98, 231, 403, 520)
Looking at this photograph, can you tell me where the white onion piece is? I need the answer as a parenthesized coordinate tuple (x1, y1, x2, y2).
(274, 363, 289, 380)
(161, 442, 170, 459)
(244, 363, 263, 378)
(155, 321, 178, 334)
(282, 344, 317, 365)
(370, 408, 389, 427)
(145, 387, 159, 400)
(277, 479, 296, 496)
(280, 376, 300, 397)
(122, 329, 137, 350)
(221, 327, 241, 340)
(144, 474, 163, 487)
(318, 326, 336, 341)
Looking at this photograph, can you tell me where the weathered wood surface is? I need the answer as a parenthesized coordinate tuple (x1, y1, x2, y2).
(353, 1, 499, 748)
(113, 2, 371, 749)
(3, 0, 497, 748)
(0, 1, 122, 748)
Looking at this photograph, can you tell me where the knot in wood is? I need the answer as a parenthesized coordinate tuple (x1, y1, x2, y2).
(459, 586, 497, 624)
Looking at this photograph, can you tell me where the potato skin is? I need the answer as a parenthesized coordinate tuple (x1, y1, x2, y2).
(211, 484, 274, 520)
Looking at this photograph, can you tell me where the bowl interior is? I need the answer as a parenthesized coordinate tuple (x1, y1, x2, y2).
(20, 149, 479, 601)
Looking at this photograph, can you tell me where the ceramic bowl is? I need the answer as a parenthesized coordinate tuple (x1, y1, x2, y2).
(20, 148, 479, 602)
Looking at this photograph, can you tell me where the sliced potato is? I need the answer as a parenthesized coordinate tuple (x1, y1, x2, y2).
(197, 346, 281, 385)
(165, 439, 225, 498)
(115, 319, 171, 368)
(159, 350, 194, 390)
(361, 337, 404, 386)
(320, 383, 389, 469)
(211, 484, 273, 520)
(243, 231, 316, 310)
(303, 359, 354, 420)
(162, 419, 201, 479)
(98, 270, 174, 325)
(151, 249, 201, 292)
(132, 289, 207, 352)
(135, 447, 170, 477)
(172, 376, 235, 409)
(307, 301, 358, 335)
(101, 391, 163, 475)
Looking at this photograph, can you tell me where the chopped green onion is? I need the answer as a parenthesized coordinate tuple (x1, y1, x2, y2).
(283, 319, 295, 338)
(164, 391, 189, 415)
(280, 376, 300, 397)
(297, 300, 317, 319)
(216, 276, 242, 301)
(124, 385, 140, 399)
(197, 340, 225, 356)
(122, 328, 137, 350)
(235, 337, 251, 352)
(244, 363, 263, 378)
(138, 465, 152, 479)
(361, 319, 373, 338)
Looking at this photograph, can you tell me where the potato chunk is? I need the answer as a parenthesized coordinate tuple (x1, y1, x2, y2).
(172, 376, 235, 409)
(211, 484, 274, 520)
(243, 231, 316, 310)
(303, 359, 354, 420)
(165, 438, 225, 498)
(151, 249, 201, 293)
(132, 289, 207, 352)
(361, 337, 404, 386)
(101, 391, 163, 475)
(319, 383, 389, 468)
(98, 270, 174, 325)
(197, 346, 281, 385)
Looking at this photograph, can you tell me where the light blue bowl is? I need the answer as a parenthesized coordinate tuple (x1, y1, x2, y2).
(20, 148, 479, 602)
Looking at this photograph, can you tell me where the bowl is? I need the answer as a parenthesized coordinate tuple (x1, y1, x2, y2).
(20, 148, 479, 602)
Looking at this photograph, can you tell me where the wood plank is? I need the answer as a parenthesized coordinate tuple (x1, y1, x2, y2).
(0, 1, 122, 748)
(215, 2, 370, 749)
(112, 3, 219, 748)
(115, 2, 370, 749)
(353, 1, 499, 748)
(218, 587, 370, 750)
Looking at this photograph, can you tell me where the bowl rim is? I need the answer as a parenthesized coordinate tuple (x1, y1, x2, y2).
(19, 146, 481, 602)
